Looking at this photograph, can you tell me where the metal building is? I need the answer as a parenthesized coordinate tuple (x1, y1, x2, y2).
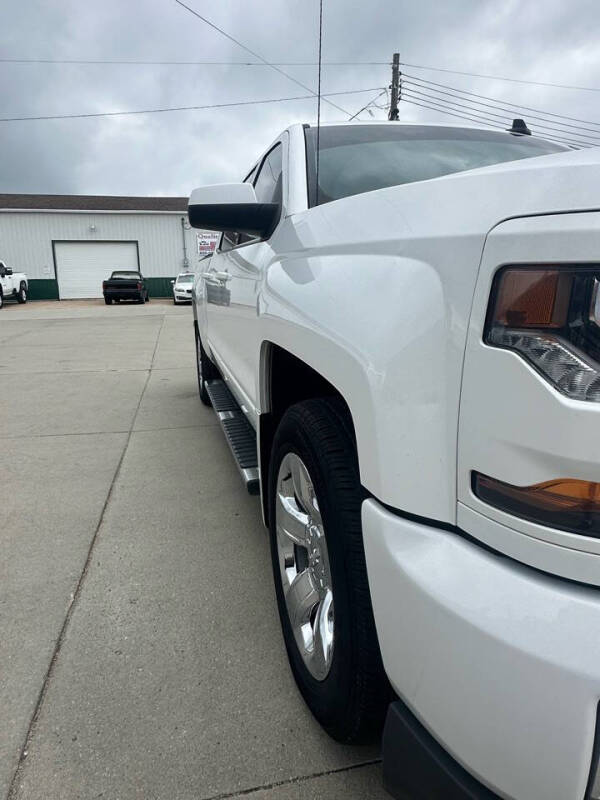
(0, 194, 202, 300)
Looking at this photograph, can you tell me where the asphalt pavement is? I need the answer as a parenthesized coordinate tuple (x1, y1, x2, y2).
(0, 299, 387, 800)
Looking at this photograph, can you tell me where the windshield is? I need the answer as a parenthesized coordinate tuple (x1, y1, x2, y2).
(110, 271, 141, 280)
(304, 125, 567, 207)
(176, 274, 194, 283)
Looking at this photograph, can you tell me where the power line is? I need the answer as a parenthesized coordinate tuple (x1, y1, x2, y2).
(402, 97, 505, 130)
(401, 97, 585, 149)
(171, 0, 350, 116)
(0, 57, 390, 66)
(402, 86, 600, 145)
(404, 97, 589, 150)
(402, 93, 513, 130)
(402, 93, 592, 149)
(0, 87, 385, 123)
(348, 89, 387, 121)
(402, 79, 600, 141)
(401, 62, 600, 93)
(401, 82, 600, 146)
(403, 73, 600, 130)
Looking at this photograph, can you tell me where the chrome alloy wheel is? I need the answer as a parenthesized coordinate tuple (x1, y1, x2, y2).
(275, 452, 334, 681)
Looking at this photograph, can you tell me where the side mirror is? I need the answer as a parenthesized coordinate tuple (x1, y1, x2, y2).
(188, 183, 279, 239)
(5, 267, 12, 276)
(171, 280, 175, 285)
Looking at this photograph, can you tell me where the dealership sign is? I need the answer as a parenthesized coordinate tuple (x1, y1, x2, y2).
(197, 231, 219, 256)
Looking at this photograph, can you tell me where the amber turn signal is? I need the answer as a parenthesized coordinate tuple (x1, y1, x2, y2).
(473, 472, 600, 538)
(490, 268, 572, 329)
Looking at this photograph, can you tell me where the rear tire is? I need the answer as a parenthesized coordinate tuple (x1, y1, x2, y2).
(17, 282, 27, 303)
(195, 332, 218, 406)
(268, 398, 391, 744)
(0, 289, 3, 309)
(104, 297, 112, 305)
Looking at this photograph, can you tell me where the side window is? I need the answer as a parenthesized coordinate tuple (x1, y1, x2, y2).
(220, 165, 259, 252)
(253, 144, 283, 206)
(245, 165, 258, 186)
(220, 230, 239, 252)
(219, 144, 283, 251)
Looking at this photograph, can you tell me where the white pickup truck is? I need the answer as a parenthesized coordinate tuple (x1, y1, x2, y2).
(0, 261, 28, 308)
(189, 121, 600, 800)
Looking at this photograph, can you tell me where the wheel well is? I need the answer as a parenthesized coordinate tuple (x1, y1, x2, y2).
(259, 343, 356, 524)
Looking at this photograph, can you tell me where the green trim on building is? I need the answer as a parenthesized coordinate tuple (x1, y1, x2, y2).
(146, 277, 176, 298)
(28, 279, 59, 300)
(27, 276, 176, 300)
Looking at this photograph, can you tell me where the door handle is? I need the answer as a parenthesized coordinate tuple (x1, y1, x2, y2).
(202, 271, 230, 283)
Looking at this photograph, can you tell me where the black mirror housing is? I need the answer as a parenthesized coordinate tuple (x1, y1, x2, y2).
(188, 202, 279, 239)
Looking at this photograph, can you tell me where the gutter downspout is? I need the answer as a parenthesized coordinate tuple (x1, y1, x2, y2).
(180, 216, 190, 269)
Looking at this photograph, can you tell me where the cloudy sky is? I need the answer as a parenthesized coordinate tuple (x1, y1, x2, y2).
(1, 0, 599, 197)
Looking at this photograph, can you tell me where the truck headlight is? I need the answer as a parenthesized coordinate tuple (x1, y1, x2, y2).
(485, 266, 600, 402)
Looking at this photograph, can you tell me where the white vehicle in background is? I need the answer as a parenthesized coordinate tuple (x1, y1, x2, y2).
(0, 261, 28, 308)
(171, 272, 195, 304)
(189, 119, 600, 800)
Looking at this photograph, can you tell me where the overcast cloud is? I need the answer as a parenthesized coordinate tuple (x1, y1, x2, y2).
(1, 0, 599, 197)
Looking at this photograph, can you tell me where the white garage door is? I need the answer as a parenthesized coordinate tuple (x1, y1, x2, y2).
(55, 241, 139, 299)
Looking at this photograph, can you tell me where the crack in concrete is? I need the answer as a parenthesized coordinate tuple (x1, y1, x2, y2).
(0, 422, 219, 440)
(0, 366, 192, 375)
(198, 760, 383, 800)
(5, 315, 166, 800)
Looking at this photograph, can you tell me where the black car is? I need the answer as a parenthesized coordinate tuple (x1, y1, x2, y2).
(102, 271, 149, 304)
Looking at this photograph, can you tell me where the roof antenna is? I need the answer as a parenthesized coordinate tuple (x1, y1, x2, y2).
(508, 118, 532, 136)
(315, 0, 323, 206)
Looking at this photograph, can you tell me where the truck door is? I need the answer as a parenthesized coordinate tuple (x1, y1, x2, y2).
(203, 140, 285, 425)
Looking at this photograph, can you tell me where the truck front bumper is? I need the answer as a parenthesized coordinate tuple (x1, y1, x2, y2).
(362, 498, 600, 800)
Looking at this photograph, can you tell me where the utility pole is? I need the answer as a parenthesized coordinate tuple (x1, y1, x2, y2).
(388, 52, 400, 121)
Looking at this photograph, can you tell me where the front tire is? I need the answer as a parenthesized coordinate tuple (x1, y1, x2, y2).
(0, 289, 3, 309)
(195, 332, 219, 406)
(17, 282, 27, 303)
(268, 398, 390, 743)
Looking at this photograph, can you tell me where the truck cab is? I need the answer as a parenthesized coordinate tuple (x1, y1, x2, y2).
(0, 261, 28, 307)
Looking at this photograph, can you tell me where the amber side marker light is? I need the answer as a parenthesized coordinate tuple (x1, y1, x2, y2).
(491, 269, 571, 328)
(473, 472, 600, 538)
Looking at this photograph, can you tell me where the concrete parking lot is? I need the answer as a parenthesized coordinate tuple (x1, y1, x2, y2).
(1, 299, 386, 800)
